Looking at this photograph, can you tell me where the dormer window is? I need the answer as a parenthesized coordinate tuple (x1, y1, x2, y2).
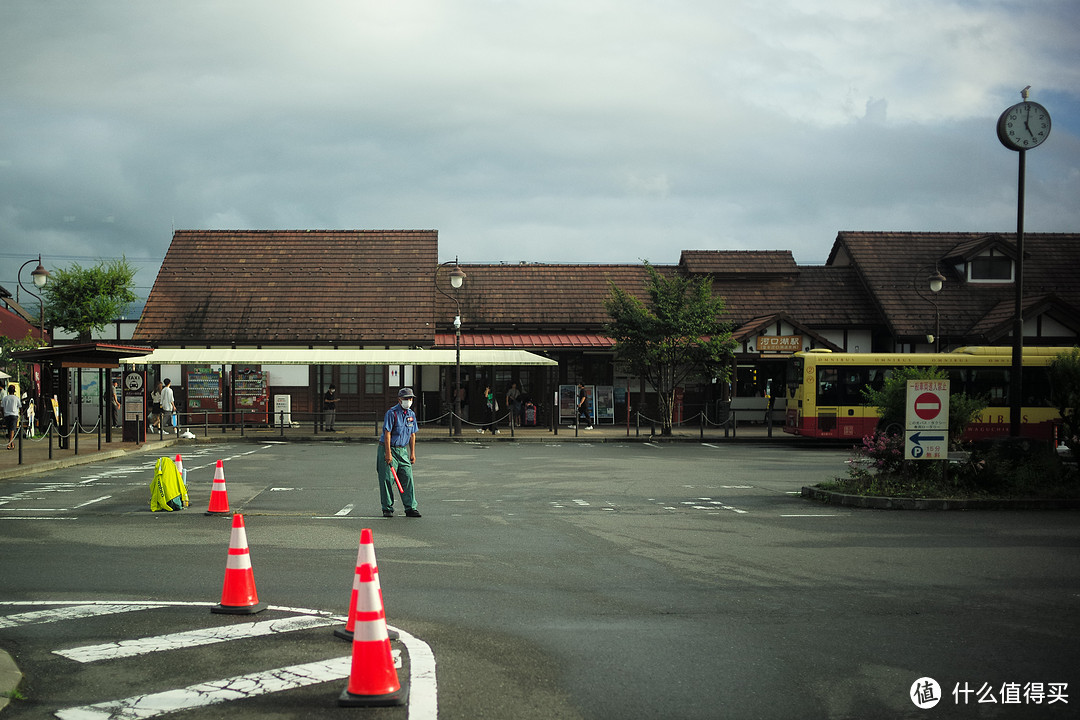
(967, 248, 1013, 283)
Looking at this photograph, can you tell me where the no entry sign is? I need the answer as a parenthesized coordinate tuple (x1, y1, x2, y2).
(914, 392, 943, 421)
(905, 380, 949, 461)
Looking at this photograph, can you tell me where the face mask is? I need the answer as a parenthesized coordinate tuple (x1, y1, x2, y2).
(400, 399, 413, 410)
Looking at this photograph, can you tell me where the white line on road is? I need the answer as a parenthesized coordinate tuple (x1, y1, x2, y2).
(334, 504, 354, 516)
(0, 604, 160, 629)
(55, 615, 339, 662)
(73, 495, 112, 509)
(781, 514, 841, 517)
(54, 656, 354, 720)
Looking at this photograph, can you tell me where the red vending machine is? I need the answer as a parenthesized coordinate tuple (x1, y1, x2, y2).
(186, 366, 224, 425)
(232, 366, 268, 425)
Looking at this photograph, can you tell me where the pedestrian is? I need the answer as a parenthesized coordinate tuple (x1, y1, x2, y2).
(574, 382, 592, 430)
(477, 385, 498, 434)
(109, 379, 122, 428)
(505, 381, 523, 427)
(159, 378, 176, 434)
(377, 388, 421, 518)
(148, 381, 163, 432)
(323, 383, 338, 431)
(4, 385, 20, 450)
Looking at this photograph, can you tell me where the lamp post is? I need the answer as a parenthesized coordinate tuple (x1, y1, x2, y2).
(434, 259, 466, 435)
(914, 267, 946, 353)
(17, 254, 50, 342)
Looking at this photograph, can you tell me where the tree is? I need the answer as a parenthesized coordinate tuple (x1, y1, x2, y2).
(604, 262, 735, 435)
(1048, 347, 1080, 461)
(42, 259, 138, 342)
(861, 366, 986, 447)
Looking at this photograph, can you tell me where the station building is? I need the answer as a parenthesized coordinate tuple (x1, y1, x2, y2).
(127, 229, 1080, 429)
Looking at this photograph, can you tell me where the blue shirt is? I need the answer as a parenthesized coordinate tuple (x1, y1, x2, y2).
(383, 404, 417, 447)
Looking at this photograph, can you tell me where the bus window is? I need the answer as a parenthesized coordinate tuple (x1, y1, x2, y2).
(841, 367, 868, 405)
(1024, 367, 1053, 407)
(866, 368, 889, 393)
(817, 367, 840, 406)
(969, 368, 1009, 404)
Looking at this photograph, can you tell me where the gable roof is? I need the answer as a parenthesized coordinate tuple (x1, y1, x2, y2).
(134, 230, 438, 346)
(434, 263, 666, 331)
(828, 231, 1080, 344)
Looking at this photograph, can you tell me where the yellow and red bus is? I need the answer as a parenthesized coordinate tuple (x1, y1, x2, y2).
(782, 346, 1072, 441)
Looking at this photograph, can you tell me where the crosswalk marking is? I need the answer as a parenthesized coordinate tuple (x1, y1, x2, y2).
(0, 603, 157, 629)
(54, 656, 354, 720)
(55, 615, 339, 662)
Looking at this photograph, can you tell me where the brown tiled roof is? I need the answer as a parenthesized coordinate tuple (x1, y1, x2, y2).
(828, 231, 1080, 343)
(434, 264, 668, 332)
(680, 250, 798, 276)
(134, 230, 438, 346)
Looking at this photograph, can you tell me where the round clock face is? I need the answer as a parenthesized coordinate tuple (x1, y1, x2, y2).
(997, 101, 1051, 150)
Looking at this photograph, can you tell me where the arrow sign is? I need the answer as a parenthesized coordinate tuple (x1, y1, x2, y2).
(908, 431, 945, 447)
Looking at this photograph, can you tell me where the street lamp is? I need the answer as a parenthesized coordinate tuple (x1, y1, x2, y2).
(914, 266, 946, 353)
(17, 254, 50, 341)
(434, 259, 466, 435)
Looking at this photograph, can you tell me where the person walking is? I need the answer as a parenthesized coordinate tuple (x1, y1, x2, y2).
(159, 378, 176, 434)
(377, 388, 421, 518)
(148, 381, 163, 433)
(574, 382, 592, 430)
(323, 384, 338, 431)
(3, 385, 20, 450)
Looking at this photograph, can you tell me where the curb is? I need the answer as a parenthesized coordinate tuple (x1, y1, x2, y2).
(801, 485, 1080, 510)
(0, 648, 21, 712)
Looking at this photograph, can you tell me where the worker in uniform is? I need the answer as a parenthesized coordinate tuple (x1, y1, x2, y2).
(377, 387, 421, 518)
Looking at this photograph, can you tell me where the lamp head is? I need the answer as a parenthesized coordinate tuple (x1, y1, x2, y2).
(31, 259, 50, 288)
(929, 270, 945, 294)
(449, 265, 466, 289)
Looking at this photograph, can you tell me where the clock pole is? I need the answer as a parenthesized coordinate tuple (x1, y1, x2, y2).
(1009, 143, 1025, 437)
(996, 85, 1050, 437)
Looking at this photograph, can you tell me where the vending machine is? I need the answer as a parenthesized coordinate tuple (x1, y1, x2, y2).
(232, 366, 268, 425)
(186, 366, 224, 425)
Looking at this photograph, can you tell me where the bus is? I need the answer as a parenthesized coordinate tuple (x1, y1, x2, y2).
(782, 346, 1072, 441)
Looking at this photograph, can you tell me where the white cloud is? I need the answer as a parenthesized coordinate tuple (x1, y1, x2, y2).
(0, 0, 1077, 289)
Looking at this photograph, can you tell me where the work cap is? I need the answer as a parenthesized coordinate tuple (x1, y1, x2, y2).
(398, 388, 415, 398)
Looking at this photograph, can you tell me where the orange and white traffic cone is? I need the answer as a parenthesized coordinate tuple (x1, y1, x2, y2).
(338, 563, 408, 707)
(335, 529, 398, 641)
(205, 459, 231, 515)
(211, 513, 266, 615)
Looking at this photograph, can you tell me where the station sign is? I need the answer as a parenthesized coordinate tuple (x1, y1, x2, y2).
(904, 380, 949, 460)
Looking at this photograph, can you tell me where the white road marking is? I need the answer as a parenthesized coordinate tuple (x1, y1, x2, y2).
(781, 514, 841, 517)
(54, 656, 354, 719)
(0, 603, 160, 629)
(701, 443, 723, 449)
(1, 600, 437, 720)
(73, 496, 111, 509)
(334, 504, 354, 516)
(55, 615, 338, 662)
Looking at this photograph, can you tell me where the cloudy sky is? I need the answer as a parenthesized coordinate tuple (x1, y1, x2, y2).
(2, 0, 1079, 302)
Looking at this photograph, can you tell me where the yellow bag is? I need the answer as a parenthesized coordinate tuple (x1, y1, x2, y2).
(150, 456, 189, 511)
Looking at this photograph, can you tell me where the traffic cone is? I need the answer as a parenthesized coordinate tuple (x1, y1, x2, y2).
(335, 529, 398, 641)
(205, 459, 231, 515)
(211, 513, 266, 615)
(338, 563, 408, 707)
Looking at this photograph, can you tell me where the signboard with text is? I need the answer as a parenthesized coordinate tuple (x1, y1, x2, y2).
(904, 380, 949, 460)
(755, 335, 803, 353)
